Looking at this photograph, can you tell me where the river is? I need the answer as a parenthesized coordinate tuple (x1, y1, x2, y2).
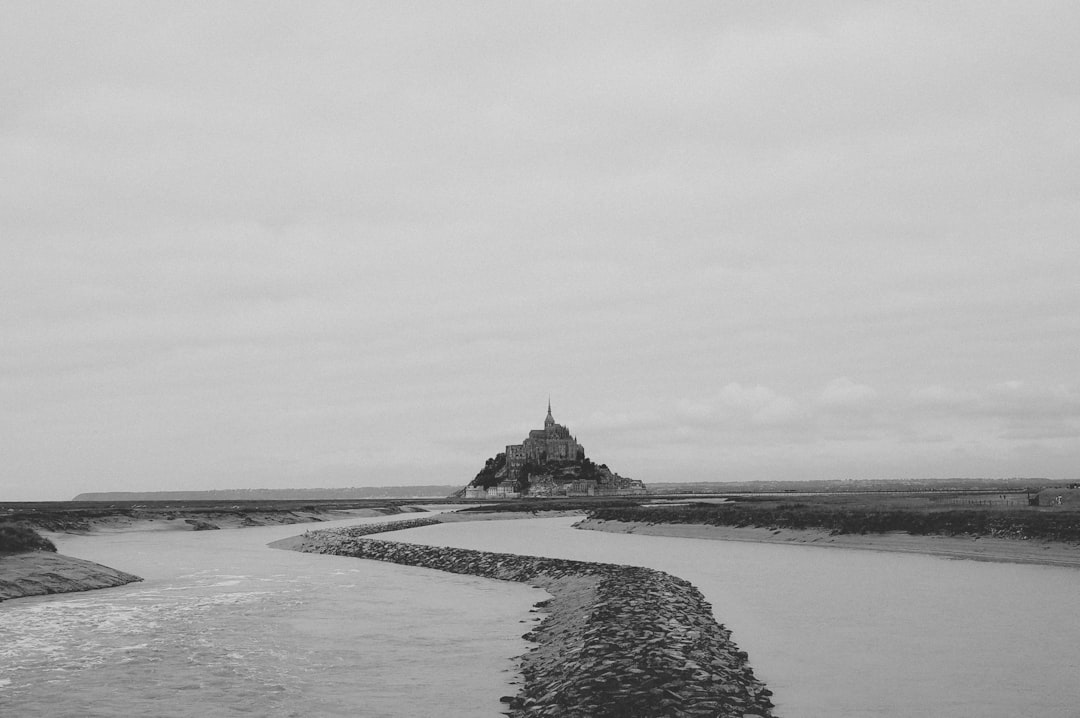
(1, 512, 544, 718)
(4, 513, 1079, 717)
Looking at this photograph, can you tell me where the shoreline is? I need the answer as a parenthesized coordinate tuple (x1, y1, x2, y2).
(575, 519, 1080, 568)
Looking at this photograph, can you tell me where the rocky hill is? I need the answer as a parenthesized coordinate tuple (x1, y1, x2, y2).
(464, 455, 646, 498)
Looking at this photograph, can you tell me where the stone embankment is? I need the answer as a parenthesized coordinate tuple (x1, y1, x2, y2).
(289, 518, 775, 718)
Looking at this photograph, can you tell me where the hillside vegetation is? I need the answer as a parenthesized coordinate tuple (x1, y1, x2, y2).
(467, 454, 644, 497)
(0, 523, 57, 553)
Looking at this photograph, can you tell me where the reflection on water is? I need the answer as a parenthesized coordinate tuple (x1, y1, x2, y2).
(0, 514, 544, 718)
(394, 516, 1080, 718)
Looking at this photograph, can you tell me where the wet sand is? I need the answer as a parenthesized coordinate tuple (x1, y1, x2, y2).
(575, 518, 1080, 569)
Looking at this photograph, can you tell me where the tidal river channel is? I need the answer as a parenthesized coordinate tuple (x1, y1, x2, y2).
(3, 513, 1080, 717)
(1, 512, 544, 718)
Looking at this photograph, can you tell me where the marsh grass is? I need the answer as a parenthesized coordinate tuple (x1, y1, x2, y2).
(589, 499, 1080, 543)
(0, 523, 57, 553)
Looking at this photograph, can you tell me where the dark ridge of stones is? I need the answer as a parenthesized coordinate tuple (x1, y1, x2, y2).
(291, 517, 776, 718)
(332, 516, 445, 535)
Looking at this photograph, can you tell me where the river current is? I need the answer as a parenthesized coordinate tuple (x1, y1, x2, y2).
(1, 512, 544, 718)
(3, 512, 1079, 717)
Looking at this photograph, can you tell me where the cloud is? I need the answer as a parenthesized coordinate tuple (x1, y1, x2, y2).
(582, 410, 666, 434)
(2, 4, 1080, 498)
(674, 383, 803, 428)
(909, 385, 978, 407)
(719, 383, 803, 426)
(818, 378, 878, 408)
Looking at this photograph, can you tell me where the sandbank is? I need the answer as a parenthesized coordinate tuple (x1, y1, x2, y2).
(0, 551, 142, 602)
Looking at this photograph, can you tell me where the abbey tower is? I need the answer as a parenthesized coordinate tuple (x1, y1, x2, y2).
(504, 401, 584, 482)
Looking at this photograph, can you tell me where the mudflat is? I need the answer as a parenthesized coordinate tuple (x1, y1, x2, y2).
(575, 518, 1080, 569)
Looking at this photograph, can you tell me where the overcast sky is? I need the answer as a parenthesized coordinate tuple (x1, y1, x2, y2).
(3, 2, 1078, 500)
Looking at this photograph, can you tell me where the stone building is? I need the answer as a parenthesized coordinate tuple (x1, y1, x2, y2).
(462, 401, 647, 498)
(463, 480, 520, 500)
(505, 402, 584, 482)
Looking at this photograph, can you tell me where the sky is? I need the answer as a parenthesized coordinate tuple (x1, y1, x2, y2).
(3, 2, 1079, 501)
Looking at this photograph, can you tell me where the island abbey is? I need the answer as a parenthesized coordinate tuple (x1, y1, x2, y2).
(504, 401, 584, 482)
(464, 402, 646, 499)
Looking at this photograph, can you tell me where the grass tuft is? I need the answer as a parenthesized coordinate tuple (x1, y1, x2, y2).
(0, 522, 58, 552)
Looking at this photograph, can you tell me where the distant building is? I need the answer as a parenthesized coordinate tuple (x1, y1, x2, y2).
(464, 480, 520, 500)
(505, 402, 584, 482)
(464, 401, 647, 498)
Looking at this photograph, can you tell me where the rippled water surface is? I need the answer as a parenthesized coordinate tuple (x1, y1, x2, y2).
(1, 513, 543, 718)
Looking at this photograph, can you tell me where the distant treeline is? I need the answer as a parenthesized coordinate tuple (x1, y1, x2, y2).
(588, 504, 1080, 543)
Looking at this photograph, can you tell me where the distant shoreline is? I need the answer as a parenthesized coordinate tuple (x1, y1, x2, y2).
(575, 519, 1080, 569)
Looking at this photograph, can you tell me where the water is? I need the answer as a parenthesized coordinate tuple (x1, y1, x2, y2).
(0, 513, 545, 718)
(393, 517, 1080, 718)
(5, 514, 1080, 717)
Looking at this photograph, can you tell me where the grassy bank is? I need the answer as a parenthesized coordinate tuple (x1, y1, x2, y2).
(0, 523, 57, 553)
(588, 498, 1080, 543)
(1, 523, 143, 602)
